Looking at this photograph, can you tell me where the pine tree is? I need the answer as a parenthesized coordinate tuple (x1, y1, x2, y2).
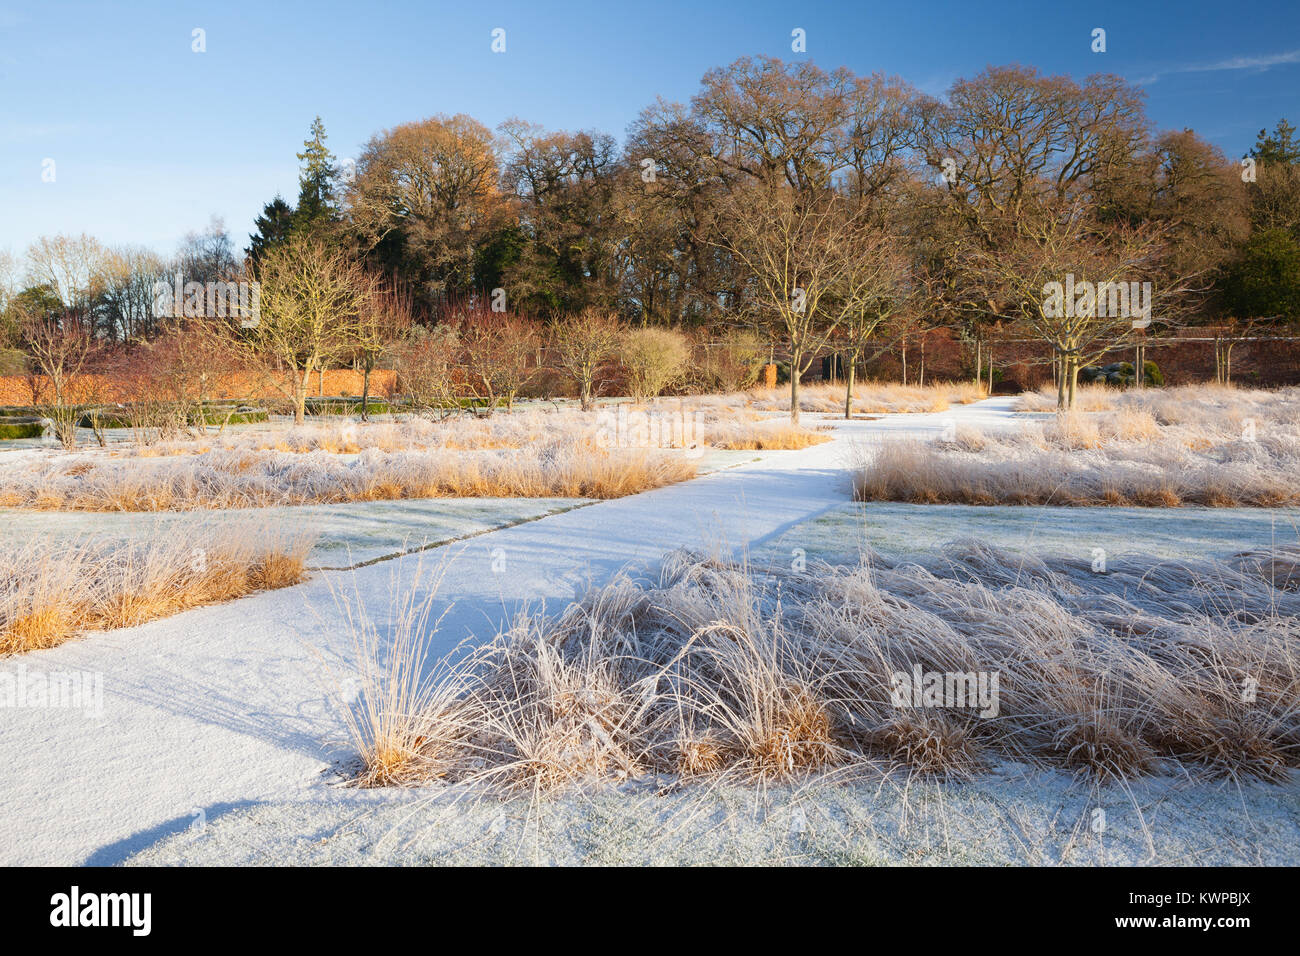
(1250, 119, 1300, 165)
(246, 196, 296, 263)
(294, 116, 338, 232)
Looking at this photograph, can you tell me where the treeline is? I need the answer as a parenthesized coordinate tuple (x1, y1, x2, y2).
(3, 56, 1300, 413)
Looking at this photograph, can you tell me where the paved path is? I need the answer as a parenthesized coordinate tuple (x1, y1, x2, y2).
(0, 399, 1017, 865)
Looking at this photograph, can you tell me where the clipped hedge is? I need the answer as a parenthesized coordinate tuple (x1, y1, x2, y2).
(77, 410, 129, 428)
(304, 396, 395, 416)
(77, 405, 270, 429)
(0, 420, 44, 440)
(1078, 361, 1163, 388)
(303, 395, 505, 415)
(198, 406, 269, 425)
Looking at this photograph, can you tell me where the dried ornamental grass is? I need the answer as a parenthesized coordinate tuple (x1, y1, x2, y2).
(336, 543, 1300, 791)
(854, 394, 1300, 508)
(0, 523, 314, 655)
(0, 439, 700, 512)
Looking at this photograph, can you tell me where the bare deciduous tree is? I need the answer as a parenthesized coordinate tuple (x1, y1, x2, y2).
(347, 115, 505, 299)
(455, 307, 542, 414)
(828, 225, 912, 418)
(246, 237, 372, 424)
(23, 233, 111, 335)
(714, 184, 875, 424)
(19, 309, 97, 447)
(356, 281, 414, 421)
(552, 308, 621, 411)
(969, 203, 1172, 408)
(392, 324, 460, 418)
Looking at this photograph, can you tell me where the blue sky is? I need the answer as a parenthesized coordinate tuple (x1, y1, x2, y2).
(2, 0, 1298, 259)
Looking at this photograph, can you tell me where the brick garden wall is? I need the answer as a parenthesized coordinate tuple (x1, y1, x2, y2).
(0, 369, 399, 407)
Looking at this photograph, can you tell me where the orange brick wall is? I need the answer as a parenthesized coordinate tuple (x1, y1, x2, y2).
(0, 369, 399, 407)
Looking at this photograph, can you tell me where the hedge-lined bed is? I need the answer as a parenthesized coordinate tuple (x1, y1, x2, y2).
(76, 406, 270, 428)
(0, 419, 43, 440)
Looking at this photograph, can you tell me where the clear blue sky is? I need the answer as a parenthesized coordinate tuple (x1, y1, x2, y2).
(2, 0, 1298, 258)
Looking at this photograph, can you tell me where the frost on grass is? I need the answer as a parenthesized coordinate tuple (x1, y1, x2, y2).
(0, 522, 314, 654)
(748, 381, 985, 415)
(123, 768, 1300, 866)
(0, 399, 837, 511)
(857, 387, 1300, 507)
(339, 543, 1300, 793)
(0, 439, 699, 512)
(1016, 382, 1300, 422)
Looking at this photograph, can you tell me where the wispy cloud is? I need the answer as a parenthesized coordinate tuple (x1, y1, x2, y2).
(914, 71, 958, 99)
(1135, 48, 1300, 85)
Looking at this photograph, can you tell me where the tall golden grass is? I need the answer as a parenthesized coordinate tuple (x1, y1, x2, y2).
(1017, 383, 1300, 424)
(749, 381, 985, 415)
(0, 439, 700, 512)
(335, 544, 1300, 791)
(855, 397, 1300, 507)
(4, 397, 836, 514)
(0, 524, 314, 654)
(1016, 384, 1121, 412)
(703, 422, 832, 450)
(132, 401, 835, 458)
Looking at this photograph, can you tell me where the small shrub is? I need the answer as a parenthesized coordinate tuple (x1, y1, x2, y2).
(619, 327, 691, 401)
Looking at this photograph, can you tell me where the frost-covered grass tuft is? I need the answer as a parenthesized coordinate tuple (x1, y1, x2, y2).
(1017, 383, 1300, 425)
(124, 401, 833, 456)
(749, 381, 984, 415)
(0, 398, 842, 510)
(704, 422, 832, 450)
(0, 438, 700, 511)
(337, 544, 1300, 791)
(857, 388, 1300, 507)
(0, 523, 314, 654)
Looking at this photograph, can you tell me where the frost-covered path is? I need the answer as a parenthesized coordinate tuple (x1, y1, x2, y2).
(0, 398, 1017, 865)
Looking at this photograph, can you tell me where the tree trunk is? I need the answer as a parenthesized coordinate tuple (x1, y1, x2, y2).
(1056, 348, 1068, 410)
(844, 350, 857, 420)
(361, 362, 372, 423)
(974, 338, 982, 386)
(295, 365, 313, 425)
(789, 349, 801, 427)
(987, 348, 994, 397)
(900, 343, 907, 386)
(1067, 355, 1080, 409)
(919, 335, 926, 388)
